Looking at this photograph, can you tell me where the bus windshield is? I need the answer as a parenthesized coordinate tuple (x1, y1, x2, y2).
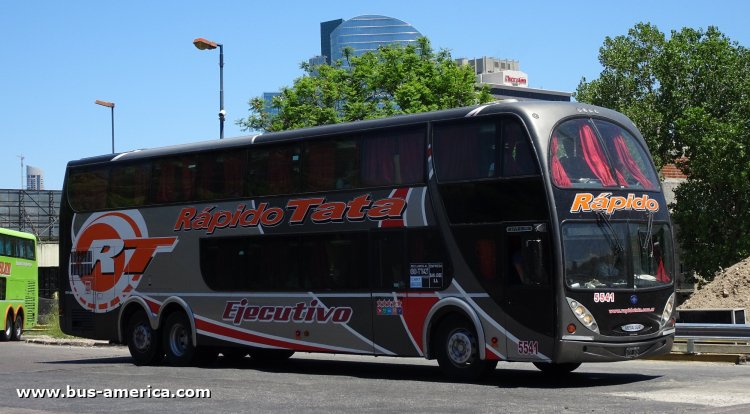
(551, 118, 658, 190)
(563, 222, 672, 290)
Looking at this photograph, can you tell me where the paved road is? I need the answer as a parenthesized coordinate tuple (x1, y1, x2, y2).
(2, 341, 750, 413)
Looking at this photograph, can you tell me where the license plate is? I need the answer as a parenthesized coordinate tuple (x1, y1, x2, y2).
(625, 346, 640, 358)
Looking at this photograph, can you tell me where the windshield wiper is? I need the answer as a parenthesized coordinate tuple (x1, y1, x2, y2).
(642, 211, 655, 257)
(596, 211, 624, 256)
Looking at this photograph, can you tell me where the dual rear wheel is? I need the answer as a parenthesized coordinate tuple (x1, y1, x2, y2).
(126, 309, 294, 366)
(1, 312, 24, 342)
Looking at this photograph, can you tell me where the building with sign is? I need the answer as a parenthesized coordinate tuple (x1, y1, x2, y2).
(458, 56, 572, 102)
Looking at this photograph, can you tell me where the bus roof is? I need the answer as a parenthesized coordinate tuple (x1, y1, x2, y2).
(67, 101, 636, 168)
(0, 227, 37, 241)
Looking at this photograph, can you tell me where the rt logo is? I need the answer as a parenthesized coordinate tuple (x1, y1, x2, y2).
(69, 210, 177, 313)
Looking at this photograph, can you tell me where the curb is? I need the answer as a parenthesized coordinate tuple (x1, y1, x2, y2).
(646, 353, 746, 364)
(24, 335, 117, 348)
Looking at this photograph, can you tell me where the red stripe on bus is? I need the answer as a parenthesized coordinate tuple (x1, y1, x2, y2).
(195, 318, 334, 353)
(402, 296, 439, 351)
(380, 188, 409, 228)
(484, 346, 503, 360)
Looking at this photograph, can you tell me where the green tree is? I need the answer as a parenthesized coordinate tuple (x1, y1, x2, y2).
(237, 37, 492, 133)
(577, 23, 750, 280)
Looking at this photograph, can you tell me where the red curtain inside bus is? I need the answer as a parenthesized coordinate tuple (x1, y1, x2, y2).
(580, 124, 617, 186)
(361, 131, 423, 186)
(612, 135, 655, 190)
(550, 135, 571, 187)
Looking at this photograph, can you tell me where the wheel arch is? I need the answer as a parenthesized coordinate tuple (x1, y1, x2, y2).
(422, 297, 486, 360)
(117, 297, 157, 343)
(157, 297, 197, 347)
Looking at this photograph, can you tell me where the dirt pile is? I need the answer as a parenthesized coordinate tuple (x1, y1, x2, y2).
(679, 256, 750, 312)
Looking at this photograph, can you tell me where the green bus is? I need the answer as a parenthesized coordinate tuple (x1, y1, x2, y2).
(0, 228, 38, 341)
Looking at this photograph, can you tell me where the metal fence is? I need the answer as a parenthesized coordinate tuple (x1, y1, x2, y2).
(0, 188, 61, 241)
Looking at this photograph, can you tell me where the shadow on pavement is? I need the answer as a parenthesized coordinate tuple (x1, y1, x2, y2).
(48, 354, 660, 388)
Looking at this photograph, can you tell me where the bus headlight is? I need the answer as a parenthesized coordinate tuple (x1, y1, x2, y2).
(566, 298, 599, 333)
(660, 293, 675, 327)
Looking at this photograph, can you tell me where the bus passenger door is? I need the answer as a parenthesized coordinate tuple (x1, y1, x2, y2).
(501, 223, 555, 361)
(369, 231, 419, 356)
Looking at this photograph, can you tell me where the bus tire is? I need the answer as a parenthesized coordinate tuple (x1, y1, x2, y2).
(1, 313, 12, 341)
(162, 312, 196, 366)
(248, 348, 294, 362)
(126, 310, 162, 366)
(533, 362, 581, 375)
(11, 312, 23, 341)
(435, 315, 497, 381)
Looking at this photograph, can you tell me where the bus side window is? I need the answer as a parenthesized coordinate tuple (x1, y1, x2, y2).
(0, 276, 6, 301)
(373, 231, 406, 290)
(434, 121, 497, 181)
(407, 229, 450, 290)
(361, 127, 425, 187)
(501, 120, 538, 177)
(69, 167, 109, 211)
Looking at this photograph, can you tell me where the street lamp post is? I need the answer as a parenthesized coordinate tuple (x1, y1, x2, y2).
(193, 37, 224, 139)
(95, 100, 115, 153)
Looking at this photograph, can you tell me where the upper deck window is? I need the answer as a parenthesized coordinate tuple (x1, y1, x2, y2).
(433, 117, 538, 182)
(550, 118, 658, 190)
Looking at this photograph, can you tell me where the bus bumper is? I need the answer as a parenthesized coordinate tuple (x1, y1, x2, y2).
(556, 334, 674, 363)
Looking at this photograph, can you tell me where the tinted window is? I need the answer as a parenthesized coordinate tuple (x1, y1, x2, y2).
(434, 120, 497, 181)
(407, 230, 451, 290)
(201, 232, 369, 291)
(361, 128, 425, 187)
(372, 231, 407, 290)
(107, 163, 150, 208)
(195, 151, 246, 200)
(502, 120, 538, 177)
(0, 277, 5, 300)
(247, 144, 301, 196)
(68, 167, 109, 211)
(151, 156, 198, 203)
(303, 137, 360, 191)
(434, 117, 538, 182)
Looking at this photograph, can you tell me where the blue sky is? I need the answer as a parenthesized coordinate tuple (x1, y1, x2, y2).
(1, 1, 748, 190)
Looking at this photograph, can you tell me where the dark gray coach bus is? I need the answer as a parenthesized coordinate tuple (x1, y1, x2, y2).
(60, 101, 675, 380)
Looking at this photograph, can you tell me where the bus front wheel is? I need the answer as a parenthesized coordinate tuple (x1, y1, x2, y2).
(162, 312, 196, 366)
(435, 315, 497, 381)
(126, 311, 162, 366)
(1, 313, 12, 341)
(11, 313, 23, 341)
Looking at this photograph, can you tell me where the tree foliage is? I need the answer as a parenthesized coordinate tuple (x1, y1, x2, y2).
(237, 37, 492, 133)
(577, 23, 750, 280)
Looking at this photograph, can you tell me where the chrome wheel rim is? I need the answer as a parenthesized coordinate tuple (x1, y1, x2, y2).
(133, 323, 151, 351)
(447, 330, 473, 365)
(169, 324, 189, 357)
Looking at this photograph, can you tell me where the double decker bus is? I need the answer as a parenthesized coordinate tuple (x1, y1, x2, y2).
(1, 228, 38, 341)
(60, 101, 675, 380)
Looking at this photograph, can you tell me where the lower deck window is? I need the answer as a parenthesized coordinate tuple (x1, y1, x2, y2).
(200, 230, 450, 292)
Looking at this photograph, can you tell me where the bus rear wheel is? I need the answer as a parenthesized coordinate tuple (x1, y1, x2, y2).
(533, 362, 581, 375)
(163, 312, 196, 366)
(1, 313, 12, 341)
(435, 315, 497, 381)
(11, 313, 23, 341)
(126, 310, 162, 366)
